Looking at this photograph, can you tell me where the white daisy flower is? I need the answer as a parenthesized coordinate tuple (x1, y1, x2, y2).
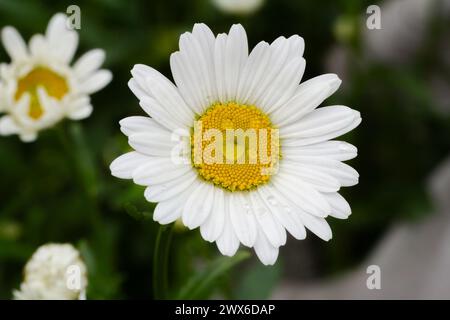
(13, 243, 88, 300)
(110, 24, 361, 265)
(0, 13, 112, 142)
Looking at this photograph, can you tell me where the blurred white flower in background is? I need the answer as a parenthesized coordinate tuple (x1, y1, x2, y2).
(13, 243, 87, 300)
(0, 13, 112, 142)
(212, 0, 264, 15)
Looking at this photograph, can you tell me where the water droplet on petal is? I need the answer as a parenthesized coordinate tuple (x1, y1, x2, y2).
(267, 195, 278, 206)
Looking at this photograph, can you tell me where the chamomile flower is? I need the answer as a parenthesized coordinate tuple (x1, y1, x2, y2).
(13, 243, 87, 300)
(0, 13, 112, 142)
(110, 24, 361, 265)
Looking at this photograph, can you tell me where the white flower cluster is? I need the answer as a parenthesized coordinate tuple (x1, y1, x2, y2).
(13, 243, 88, 300)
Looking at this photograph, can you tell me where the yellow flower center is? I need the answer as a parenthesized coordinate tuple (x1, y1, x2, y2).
(15, 67, 69, 120)
(192, 102, 280, 191)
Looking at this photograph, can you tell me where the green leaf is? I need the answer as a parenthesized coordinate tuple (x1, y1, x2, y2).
(176, 251, 251, 300)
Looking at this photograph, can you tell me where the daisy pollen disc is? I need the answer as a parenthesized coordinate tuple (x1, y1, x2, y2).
(193, 101, 279, 191)
(15, 67, 69, 119)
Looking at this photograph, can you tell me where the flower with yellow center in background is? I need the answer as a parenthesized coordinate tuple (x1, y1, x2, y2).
(0, 13, 112, 142)
(110, 24, 361, 265)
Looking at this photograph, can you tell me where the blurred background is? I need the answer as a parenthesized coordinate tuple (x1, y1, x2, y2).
(0, 0, 449, 299)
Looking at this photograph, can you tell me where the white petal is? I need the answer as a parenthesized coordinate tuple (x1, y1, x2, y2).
(46, 13, 79, 63)
(260, 57, 306, 113)
(223, 24, 248, 102)
(249, 191, 286, 247)
(299, 212, 332, 241)
(253, 228, 279, 266)
(110, 151, 150, 179)
(67, 104, 92, 120)
(280, 160, 340, 192)
(323, 192, 352, 219)
(132, 158, 190, 186)
(283, 113, 362, 147)
(236, 41, 271, 104)
(182, 182, 214, 229)
(19, 132, 37, 142)
(200, 188, 226, 242)
(229, 192, 257, 247)
(245, 35, 302, 107)
(0, 116, 20, 135)
(128, 131, 177, 157)
(136, 91, 187, 131)
(79, 70, 112, 94)
(216, 193, 240, 256)
(258, 186, 306, 240)
(172, 26, 218, 110)
(29, 34, 47, 58)
(170, 51, 205, 114)
(213, 33, 228, 103)
(271, 74, 342, 127)
(144, 171, 197, 203)
(272, 172, 331, 217)
(1, 27, 28, 61)
(74, 49, 106, 79)
(119, 116, 167, 136)
(281, 105, 358, 138)
(131, 64, 193, 126)
(287, 157, 359, 187)
(153, 187, 191, 224)
(283, 140, 357, 162)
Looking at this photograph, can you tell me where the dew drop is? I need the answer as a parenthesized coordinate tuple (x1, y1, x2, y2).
(267, 195, 278, 206)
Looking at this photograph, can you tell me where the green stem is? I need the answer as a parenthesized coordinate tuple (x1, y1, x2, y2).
(152, 224, 173, 299)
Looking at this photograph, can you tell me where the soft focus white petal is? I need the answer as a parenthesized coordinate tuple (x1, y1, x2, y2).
(46, 13, 79, 63)
(1, 27, 28, 61)
(0, 116, 20, 135)
(79, 70, 112, 94)
(74, 49, 106, 79)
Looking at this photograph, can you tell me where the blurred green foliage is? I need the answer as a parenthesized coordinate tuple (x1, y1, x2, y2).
(1, 0, 449, 299)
